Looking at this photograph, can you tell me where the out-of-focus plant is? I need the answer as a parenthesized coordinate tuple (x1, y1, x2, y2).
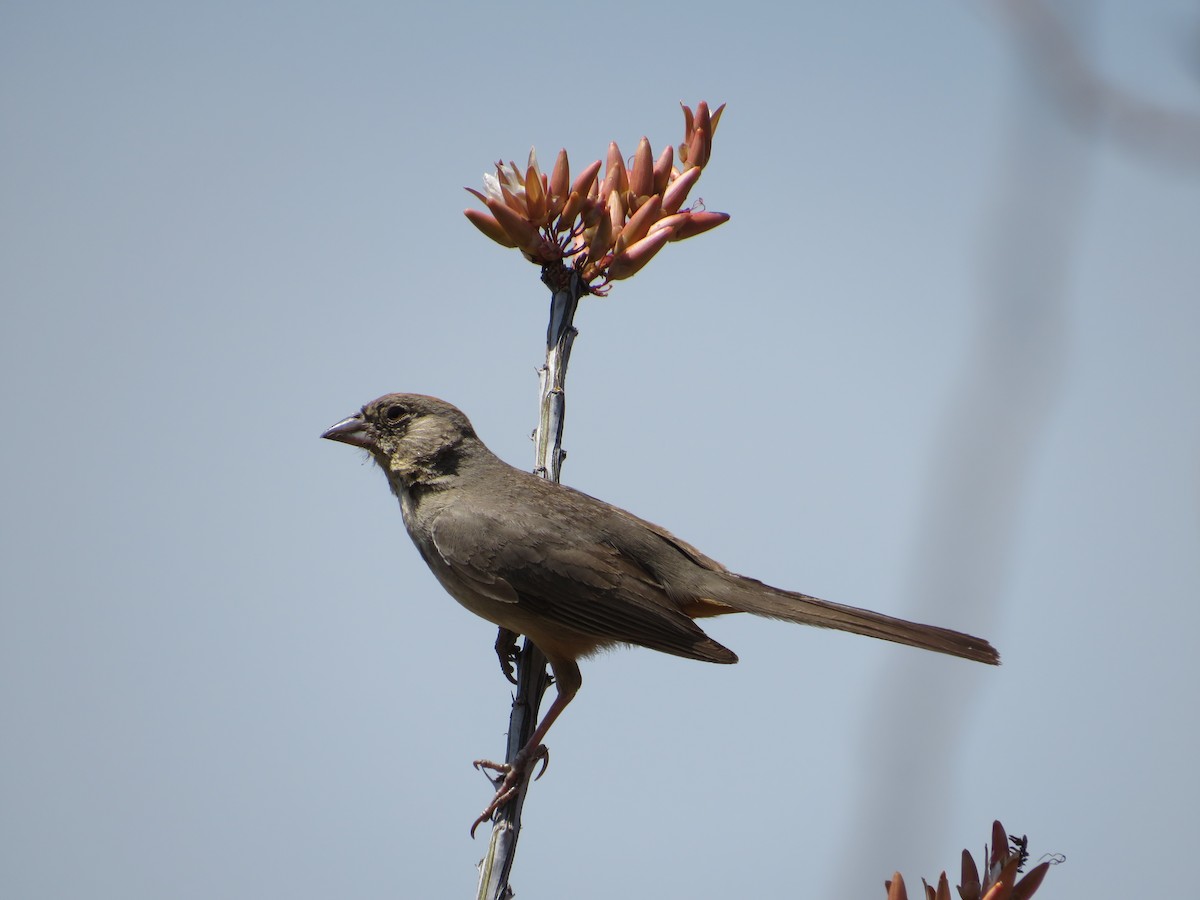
(884, 821, 1057, 900)
(464, 101, 728, 295)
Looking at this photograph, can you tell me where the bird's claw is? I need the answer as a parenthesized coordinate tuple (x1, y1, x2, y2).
(469, 745, 550, 837)
(533, 747, 549, 780)
(472, 745, 550, 783)
(470, 785, 518, 838)
(493, 628, 520, 685)
(472, 757, 508, 786)
(500, 661, 517, 685)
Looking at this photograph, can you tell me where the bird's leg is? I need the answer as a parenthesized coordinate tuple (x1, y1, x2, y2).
(493, 628, 521, 685)
(470, 657, 580, 837)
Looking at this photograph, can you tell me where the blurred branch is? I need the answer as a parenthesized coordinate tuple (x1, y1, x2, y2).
(838, 4, 1097, 889)
(993, 0, 1200, 170)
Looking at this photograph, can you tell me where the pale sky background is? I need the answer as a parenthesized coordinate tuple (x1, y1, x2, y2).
(3, 2, 1198, 898)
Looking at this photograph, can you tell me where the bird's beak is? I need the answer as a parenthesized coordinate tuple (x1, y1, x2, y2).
(321, 414, 376, 451)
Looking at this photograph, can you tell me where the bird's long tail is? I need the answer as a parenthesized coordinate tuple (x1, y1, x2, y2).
(705, 572, 1000, 665)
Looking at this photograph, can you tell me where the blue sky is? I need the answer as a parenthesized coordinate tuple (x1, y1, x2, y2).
(3, 2, 1198, 898)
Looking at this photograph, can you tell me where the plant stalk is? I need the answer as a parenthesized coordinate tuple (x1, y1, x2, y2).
(476, 267, 583, 900)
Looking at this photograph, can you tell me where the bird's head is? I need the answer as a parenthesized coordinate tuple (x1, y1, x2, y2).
(321, 393, 478, 484)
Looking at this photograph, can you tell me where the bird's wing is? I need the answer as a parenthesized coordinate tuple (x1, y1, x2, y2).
(428, 505, 736, 664)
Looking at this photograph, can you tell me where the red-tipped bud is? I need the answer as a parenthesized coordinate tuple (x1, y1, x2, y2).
(614, 194, 661, 254)
(599, 160, 623, 210)
(605, 141, 629, 195)
(678, 100, 721, 170)
(546, 150, 569, 219)
(628, 136, 654, 199)
(484, 196, 537, 248)
(652, 144, 674, 195)
(687, 128, 709, 169)
(886, 872, 908, 900)
(550, 149, 570, 198)
(709, 102, 726, 135)
(608, 227, 672, 280)
(989, 822, 1008, 871)
(960, 850, 982, 900)
(570, 159, 603, 197)
(463, 208, 518, 248)
(680, 101, 694, 140)
(646, 212, 687, 238)
(586, 213, 613, 267)
(557, 190, 584, 231)
(524, 163, 547, 224)
(669, 210, 729, 241)
(660, 166, 702, 214)
(608, 189, 625, 237)
(1009, 862, 1049, 900)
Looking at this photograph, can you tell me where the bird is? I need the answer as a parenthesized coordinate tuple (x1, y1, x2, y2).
(322, 393, 1000, 833)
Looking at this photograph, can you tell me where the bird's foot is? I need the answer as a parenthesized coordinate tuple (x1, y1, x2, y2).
(469, 744, 550, 837)
(493, 628, 520, 685)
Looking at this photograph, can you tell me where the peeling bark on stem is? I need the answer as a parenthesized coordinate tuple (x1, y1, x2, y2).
(476, 267, 584, 900)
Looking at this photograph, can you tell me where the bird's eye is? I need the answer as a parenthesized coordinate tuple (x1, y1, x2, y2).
(385, 405, 406, 421)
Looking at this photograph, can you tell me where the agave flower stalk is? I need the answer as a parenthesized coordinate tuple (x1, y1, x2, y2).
(471, 102, 730, 900)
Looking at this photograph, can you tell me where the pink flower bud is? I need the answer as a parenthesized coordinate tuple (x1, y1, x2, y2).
(669, 210, 729, 241)
(614, 194, 662, 254)
(484, 196, 537, 248)
(608, 227, 672, 280)
(463, 208, 518, 248)
(660, 167, 701, 214)
(628, 137, 654, 199)
(549, 149, 570, 199)
(570, 159, 603, 197)
(652, 144, 674, 195)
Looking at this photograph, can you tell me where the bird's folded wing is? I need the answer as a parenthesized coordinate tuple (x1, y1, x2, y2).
(429, 507, 736, 663)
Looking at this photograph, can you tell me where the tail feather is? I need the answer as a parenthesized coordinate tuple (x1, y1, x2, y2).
(708, 573, 1000, 665)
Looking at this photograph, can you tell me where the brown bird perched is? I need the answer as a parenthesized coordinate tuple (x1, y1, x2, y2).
(322, 393, 999, 833)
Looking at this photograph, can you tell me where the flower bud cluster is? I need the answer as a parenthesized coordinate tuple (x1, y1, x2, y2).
(464, 102, 728, 294)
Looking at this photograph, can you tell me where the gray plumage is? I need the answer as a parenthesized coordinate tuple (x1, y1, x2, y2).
(323, 392, 999, 831)
(322, 393, 1000, 670)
